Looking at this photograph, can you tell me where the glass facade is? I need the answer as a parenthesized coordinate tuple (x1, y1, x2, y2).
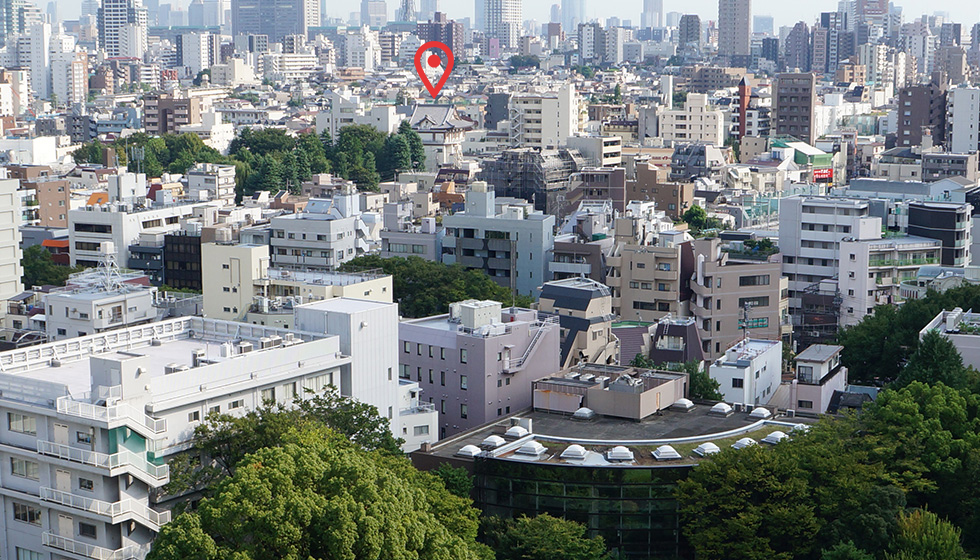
(474, 457, 694, 559)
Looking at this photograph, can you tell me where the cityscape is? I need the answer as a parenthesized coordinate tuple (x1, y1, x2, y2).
(0, 0, 979, 558)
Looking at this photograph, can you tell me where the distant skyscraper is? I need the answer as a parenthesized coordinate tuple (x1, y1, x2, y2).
(361, 0, 387, 27)
(485, 0, 520, 48)
(81, 0, 101, 17)
(98, 0, 148, 57)
(474, 0, 485, 31)
(678, 14, 700, 51)
(45, 0, 57, 23)
(549, 3, 560, 24)
(717, 0, 751, 62)
(752, 14, 772, 35)
(641, 0, 661, 29)
(396, 0, 415, 21)
(560, 0, 584, 35)
(231, 0, 317, 43)
(419, 0, 438, 20)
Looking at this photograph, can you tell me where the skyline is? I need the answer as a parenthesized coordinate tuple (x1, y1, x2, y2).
(51, 0, 980, 29)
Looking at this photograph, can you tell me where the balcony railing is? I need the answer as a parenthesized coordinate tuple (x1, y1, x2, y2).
(37, 441, 169, 484)
(40, 487, 171, 530)
(42, 532, 149, 560)
(867, 257, 937, 267)
(57, 391, 167, 436)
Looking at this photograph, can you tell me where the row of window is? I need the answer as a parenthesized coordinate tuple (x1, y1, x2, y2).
(404, 342, 466, 363)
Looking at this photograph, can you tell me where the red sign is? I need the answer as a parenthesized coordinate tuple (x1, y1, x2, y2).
(813, 168, 833, 181)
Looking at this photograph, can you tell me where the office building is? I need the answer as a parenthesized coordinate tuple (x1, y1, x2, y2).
(717, 0, 751, 63)
(485, 0, 521, 49)
(907, 201, 972, 267)
(231, 0, 318, 43)
(441, 181, 555, 297)
(691, 237, 790, 360)
(561, 0, 585, 35)
(398, 299, 561, 438)
(709, 338, 782, 405)
(360, 0, 387, 27)
(98, 0, 148, 58)
(658, 93, 725, 146)
(416, 11, 464, 58)
(641, 0, 662, 29)
(772, 72, 817, 145)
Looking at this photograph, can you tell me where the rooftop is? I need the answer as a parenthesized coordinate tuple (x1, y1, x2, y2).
(795, 344, 843, 363)
(265, 267, 387, 286)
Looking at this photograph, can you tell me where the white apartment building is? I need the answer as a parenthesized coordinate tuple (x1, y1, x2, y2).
(0, 179, 23, 302)
(509, 84, 580, 150)
(658, 93, 725, 146)
(269, 190, 380, 270)
(314, 90, 404, 141)
(838, 235, 942, 327)
(946, 87, 980, 155)
(779, 196, 878, 312)
(185, 162, 236, 204)
(709, 338, 782, 406)
(0, 316, 351, 560)
(178, 111, 235, 155)
(344, 27, 381, 71)
(42, 267, 159, 340)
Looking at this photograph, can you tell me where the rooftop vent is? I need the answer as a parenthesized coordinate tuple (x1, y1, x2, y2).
(560, 444, 588, 460)
(709, 402, 734, 417)
(481, 435, 505, 449)
(572, 407, 595, 420)
(732, 437, 757, 450)
(749, 407, 772, 419)
(455, 445, 482, 458)
(653, 445, 682, 460)
(505, 425, 529, 439)
(606, 445, 634, 462)
(762, 431, 789, 445)
(671, 398, 694, 412)
(693, 442, 721, 457)
(516, 441, 547, 456)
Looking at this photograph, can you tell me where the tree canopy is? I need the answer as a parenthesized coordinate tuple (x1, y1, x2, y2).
(481, 514, 609, 560)
(343, 255, 534, 318)
(22, 245, 85, 288)
(629, 356, 722, 400)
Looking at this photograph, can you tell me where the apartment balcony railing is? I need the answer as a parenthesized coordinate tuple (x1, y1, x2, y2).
(57, 387, 166, 439)
(399, 402, 436, 415)
(41, 532, 149, 560)
(37, 441, 169, 487)
(867, 257, 937, 267)
(40, 487, 171, 531)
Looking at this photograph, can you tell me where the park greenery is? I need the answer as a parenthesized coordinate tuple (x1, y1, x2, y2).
(72, 123, 426, 197)
(343, 255, 534, 318)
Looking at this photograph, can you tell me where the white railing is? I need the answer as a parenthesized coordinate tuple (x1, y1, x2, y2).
(42, 532, 149, 560)
(40, 488, 171, 529)
(57, 394, 167, 434)
(37, 441, 169, 482)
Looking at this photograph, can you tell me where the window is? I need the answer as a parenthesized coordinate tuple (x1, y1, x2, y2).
(79, 478, 94, 491)
(440, 371, 446, 386)
(8, 412, 36, 435)
(798, 400, 814, 409)
(188, 411, 201, 422)
(732, 378, 744, 388)
(428, 369, 434, 384)
(404, 341, 410, 353)
(11, 458, 39, 480)
(460, 375, 468, 390)
(13, 502, 41, 526)
(460, 348, 467, 363)
(429, 346, 434, 358)
(16, 548, 42, 560)
(440, 348, 446, 360)
(283, 382, 298, 400)
(413, 425, 429, 436)
(76, 431, 92, 445)
(229, 399, 244, 409)
(417, 343, 422, 355)
(460, 404, 468, 419)
(738, 296, 770, 308)
(440, 399, 446, 414)
(739, 275, 770, 286)
(261, 387, 276, 402)
(307, 373, 332, 393)
(79, 522, 97, 539)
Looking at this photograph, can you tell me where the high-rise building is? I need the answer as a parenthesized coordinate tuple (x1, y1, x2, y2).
(419, 0, 438, 20)
(560, 0, 584, 36)
(783, 21, 811, 71)
(19, 22, 50, 101)
(772, 72, 816, 144)
(474, 0, 485, 31)
(677, 14, 701, 52)
(896, 75, 947, 149)
(946, 87, 980, 154)
(752, 14, 772, 35)
(98, 0, 148, 58)
(717, 0, 751, 63)
(417, 11, 463, 58)
(360, 0, 386, 27)
(549, 3, 560, 23)
(231, 0, 317, 43)
(396, 0, 415, 21)
(485, 0, 520, 49)
(641, 0, 661, 29)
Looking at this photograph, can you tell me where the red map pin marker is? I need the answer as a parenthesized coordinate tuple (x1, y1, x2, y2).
(414, 41, 454, 99)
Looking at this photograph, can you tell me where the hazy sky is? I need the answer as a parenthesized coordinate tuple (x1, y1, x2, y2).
(53, 0, 980, 30)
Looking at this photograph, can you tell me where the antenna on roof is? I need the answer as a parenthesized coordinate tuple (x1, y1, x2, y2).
(97, 242, 124, 292)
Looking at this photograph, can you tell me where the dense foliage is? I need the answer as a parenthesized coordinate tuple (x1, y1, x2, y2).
(629, 356, 723, 400)
(343, 255, 534, 318)
(72, 122, 426, 198)
(837, 284, 980, 383)
(22, 245, 86, 288)
(681, 204, 725, 234)
(481, 514, 609, 560)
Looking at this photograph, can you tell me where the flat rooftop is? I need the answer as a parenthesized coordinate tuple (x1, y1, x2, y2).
(796, 344, 842, 363)
(428, 408, 813, 466)
(266, 267, 388, 286)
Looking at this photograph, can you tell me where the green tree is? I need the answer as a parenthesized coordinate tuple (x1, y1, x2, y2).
(398, 120, 426, 170)
(148, 425, 491, 560)
(432, 463, 473, 499)
(22, 245, 84, 288)
(682, 204, 708, 230)
(886, 509, 969, 560)
(612, 84, 622, 104)
(486, 514, 609, 560)
(628, 356, 721, 401)
(821, 542, 874, 560)
(895, 330, 969, 389)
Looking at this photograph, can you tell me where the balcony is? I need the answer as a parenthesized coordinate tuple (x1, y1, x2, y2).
(399, 402, 436, 415)
(550, 262, 592, 275)
(37, 441, 169, 487)
(867, 257, 937, 267)
(42, 532, 149, 560)
(57, 390, 167, 439)
(40, 487, 170, 531)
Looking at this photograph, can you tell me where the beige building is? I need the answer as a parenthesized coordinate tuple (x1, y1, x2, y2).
(201, 243, 393, 327)
(658, 93, 725, 146)
(626, 161, 695, 220)
(538, 277, 620, 369)
(144, 92, 203, 135)
(690, 237, 790, 360)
